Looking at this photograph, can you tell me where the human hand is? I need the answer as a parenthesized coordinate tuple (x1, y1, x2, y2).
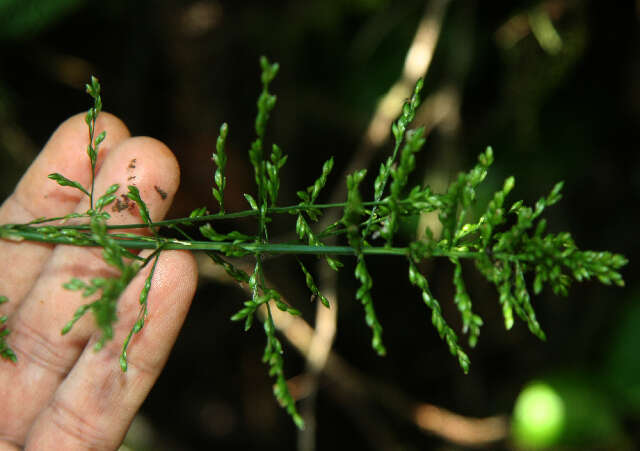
(0, 113, 197, 449)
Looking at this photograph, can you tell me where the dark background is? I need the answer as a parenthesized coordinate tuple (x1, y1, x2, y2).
(1, 1, 638, 449)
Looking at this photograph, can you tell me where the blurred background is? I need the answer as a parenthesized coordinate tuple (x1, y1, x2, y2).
(1, 0, 638, 449)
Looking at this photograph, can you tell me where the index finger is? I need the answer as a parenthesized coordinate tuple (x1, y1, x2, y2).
(0, 112, 130, 311)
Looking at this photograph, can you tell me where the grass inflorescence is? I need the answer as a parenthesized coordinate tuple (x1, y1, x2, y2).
(0, 58, 628, 428)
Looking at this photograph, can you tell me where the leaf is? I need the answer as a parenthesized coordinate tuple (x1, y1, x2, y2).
(326, 256, 343, 271)
(212, 123, 229, 212)
(308, 157, 334, 204)
(408, 260, 469, 374)
(48, 173, 90, 197)
(61, 304, 91, 335)
(120, 253, 159, 372)
(244, 193, 258, 211)
(0, 296, 12, 361)
(95, 185, 119, 212)
(127, 185, 153, 229)
(298, 260, 330, 308)
(207, 252, 251, 284)
(95, 130, 106, 146)
(451, 258, 481, 348)
(63, 277, 88, 292)
(0, 327, 17, 362)
(354, 256, 385, 356)
(266, 144, 287, 206)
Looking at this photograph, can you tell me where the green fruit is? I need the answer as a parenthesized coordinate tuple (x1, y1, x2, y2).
(512, 382, 565, 448)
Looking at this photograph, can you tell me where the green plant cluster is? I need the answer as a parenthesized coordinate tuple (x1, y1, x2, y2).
(0, 295, 16, 362)
(0, 58, 627, 429)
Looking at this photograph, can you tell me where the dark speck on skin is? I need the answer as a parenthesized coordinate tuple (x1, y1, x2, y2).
(112, 194, 130, 212)
(155, 185, 168, 200)
(128, 158, 137, 169)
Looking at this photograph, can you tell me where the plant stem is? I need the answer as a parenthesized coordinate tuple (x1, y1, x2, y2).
(1, 226, 484, 259)
(18, 199, 409, 231)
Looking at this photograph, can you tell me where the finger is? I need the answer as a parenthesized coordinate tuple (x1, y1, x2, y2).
(0, 136, 180, 443)
(24, 250, 197, 450)
(0, 112, 130, 312)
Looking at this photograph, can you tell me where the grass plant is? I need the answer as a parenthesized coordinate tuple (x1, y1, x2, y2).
(0, 57, 627, 428)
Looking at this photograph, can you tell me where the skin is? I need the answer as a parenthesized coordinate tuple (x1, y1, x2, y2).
(0, 113, 198, 450)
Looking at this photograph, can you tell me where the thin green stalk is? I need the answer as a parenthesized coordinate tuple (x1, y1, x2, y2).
(17, 199, 417, 231)
(0, 226, 486, 258)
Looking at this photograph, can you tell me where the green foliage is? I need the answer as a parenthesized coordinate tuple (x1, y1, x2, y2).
(211, 123, 228, 212)
(0, 295, 16, 362)
(127, 185, 154, 234)
(383, 126, 426, 245)
(266, 144, 287, 207)
(85, 76, 104, 209)
(0, 59, 628, 429)
(298, 259, 330, 308)
(295, 157, 342, 272)
(61, 213, 141, 353)
(47, 172, 91, 197)
(4, 75, 152, 370)
(297, 157, 334, 208)
(364, 78, 424, 240)
(355, 255, 386, 355)
(0, 0, 84, 40)
(46, 76, 106, 210)
(451, 258, 482, 348)
(249, 56, 279, 223)
(95, 183, 120, 212)
(263, 305, 305, 429)
(120, 252, 160, 372)
(408, 260, 470, 373)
